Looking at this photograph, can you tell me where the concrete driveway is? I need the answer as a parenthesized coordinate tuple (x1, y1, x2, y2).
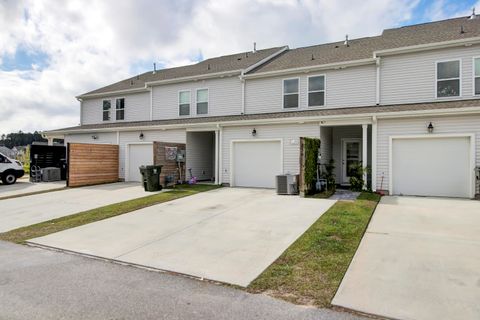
(333, 196, 480, 320)
(29, 188, 336, 286)
(0, 178, 65, 199)
(0, 182, 160, 232)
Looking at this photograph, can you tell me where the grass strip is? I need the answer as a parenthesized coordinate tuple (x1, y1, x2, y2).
(0, 184, 220, 244)
(247, 192, 381, 307)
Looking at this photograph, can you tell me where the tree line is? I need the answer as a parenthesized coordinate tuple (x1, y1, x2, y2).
(0, 131, 47, 148)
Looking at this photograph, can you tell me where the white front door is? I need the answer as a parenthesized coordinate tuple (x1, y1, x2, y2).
(342, 139, 362, 184)
(127, 144, 153, 182)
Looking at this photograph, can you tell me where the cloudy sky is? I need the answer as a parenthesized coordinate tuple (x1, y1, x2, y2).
(0, 0, 477, 135)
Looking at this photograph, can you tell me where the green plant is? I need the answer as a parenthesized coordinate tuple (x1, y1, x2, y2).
(319, 159, 336, 191)
(348, 163, 370, 191)
(303, 138, 320, 195)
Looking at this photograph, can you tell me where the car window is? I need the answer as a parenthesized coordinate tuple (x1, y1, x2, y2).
(0, 154, 5, 163)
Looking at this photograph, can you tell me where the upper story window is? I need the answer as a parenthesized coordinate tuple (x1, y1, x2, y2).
(474, 58, 480, 95)
(102, 100, 111, 121)
(308, 75, 325, 107)
(116, 98, 125, 120)
(196, 89, 209, 115)
(283, 78, 299, 108)
(179, 90, 190, 116)
(436, 60, 460, 98)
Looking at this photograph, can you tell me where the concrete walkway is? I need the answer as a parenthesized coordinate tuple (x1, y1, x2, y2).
(0, 182, 160, 232)
(0, 241, 365, 320)
(333, 196, 480, 320)
(0, 178, 65, 199)
(29, 188, 336, 286)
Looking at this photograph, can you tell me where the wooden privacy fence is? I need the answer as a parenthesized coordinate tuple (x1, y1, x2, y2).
(67, 143, 119, 187)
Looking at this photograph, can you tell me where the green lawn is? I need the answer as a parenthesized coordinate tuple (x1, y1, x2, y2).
(248, 192, 381, 307)
(0, 184, 220, 244)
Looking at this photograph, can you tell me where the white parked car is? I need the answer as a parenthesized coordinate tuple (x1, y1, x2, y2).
(0, 152, 25, 185)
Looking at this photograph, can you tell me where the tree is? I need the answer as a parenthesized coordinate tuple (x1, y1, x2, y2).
(0, 131, 47, 148)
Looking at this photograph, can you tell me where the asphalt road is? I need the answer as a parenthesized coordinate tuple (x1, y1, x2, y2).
(0, 241, 365, 320)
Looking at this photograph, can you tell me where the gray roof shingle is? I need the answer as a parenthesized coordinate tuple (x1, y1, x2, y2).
(250, 15, 480, 73)
(79, 47, 286, 97)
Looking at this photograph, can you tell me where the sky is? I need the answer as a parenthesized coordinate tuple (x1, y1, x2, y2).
(0, 0, 478, 136)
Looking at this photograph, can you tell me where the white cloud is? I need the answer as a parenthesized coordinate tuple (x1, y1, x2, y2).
(0, 0, 427, 135)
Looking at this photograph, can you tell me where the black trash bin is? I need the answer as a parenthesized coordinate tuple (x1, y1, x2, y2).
(139, 165, 163, 191)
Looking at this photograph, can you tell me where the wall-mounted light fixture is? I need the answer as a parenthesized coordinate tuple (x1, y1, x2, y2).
(139, 132, 144, 140)
(92, 135, 98, 140)
(252, 128, 257, 137)
(427, 122, 434, 133)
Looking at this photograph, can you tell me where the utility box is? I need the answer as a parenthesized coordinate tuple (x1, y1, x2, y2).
(42, 167, 61, 182)
(276, 174, 299, 195)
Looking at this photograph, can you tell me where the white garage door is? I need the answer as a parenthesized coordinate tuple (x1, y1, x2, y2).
(391, 136, 472, 198)
(128, 144, 153, 182)
(232, 140, 282, 188)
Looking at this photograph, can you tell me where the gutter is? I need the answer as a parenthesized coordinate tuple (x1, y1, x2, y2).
(43, 105, 480, 135)
(373, 36, 480, 57)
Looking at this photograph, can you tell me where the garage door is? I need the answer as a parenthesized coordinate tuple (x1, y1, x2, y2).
(232, 140, 282, 188)
(391, 136, 472, 198)
(128, 144, 153, 182)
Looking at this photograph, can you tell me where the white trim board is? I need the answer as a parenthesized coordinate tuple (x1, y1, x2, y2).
(388, 133, 476, 198)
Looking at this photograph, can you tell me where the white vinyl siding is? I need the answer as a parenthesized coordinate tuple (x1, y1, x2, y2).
(221, 123, 319, 184)
(64, 132, 117, 145)
(381, 44, 480, 104)
(153, 76, 241, 120)
(376, 115, 480, 193)
(245, 64, 376, 114)
(81, 92, 150, 125)
(186, 132, 215, 181)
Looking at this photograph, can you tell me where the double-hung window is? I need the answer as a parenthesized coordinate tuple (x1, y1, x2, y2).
(283, 78, 299, 108)
(436, 60, 460, 98)
(116, 98, 125, 120)
(474, 58, 480, 95)
(308, 75, 325, 107)
(196, 89, 208, 115)
(102, 100, 111, 121)
(179, 91, 190, 116)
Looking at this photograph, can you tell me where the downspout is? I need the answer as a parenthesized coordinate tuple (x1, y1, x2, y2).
(149, 87, 153, 121)
(217, 124, 223, 185)
(371, 116, 378, 191)
(240, 71, 246, 114)
(375, 57, 381, 105)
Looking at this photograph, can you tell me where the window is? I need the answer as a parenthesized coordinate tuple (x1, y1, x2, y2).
(474, 58, 480, 95)
(116, 98, 125, 120)
(196, 89, 208, 115)
(179, 91, 190, 116)
(436, 60, 460, 98)
(102, 100, 111, 121)
(283, 78, 299, 108)
(308, 75, 325, 107)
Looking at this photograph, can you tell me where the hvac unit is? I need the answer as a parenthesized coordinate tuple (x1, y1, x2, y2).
(42, 167, 61, 182)
(276, 174, 299, 195)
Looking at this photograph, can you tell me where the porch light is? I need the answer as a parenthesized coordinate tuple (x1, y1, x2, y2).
(92, 135, 98, 140)
(427, 122, 434, 133)
(139, 132, 144, 140)
(252, 128, 257, 137)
